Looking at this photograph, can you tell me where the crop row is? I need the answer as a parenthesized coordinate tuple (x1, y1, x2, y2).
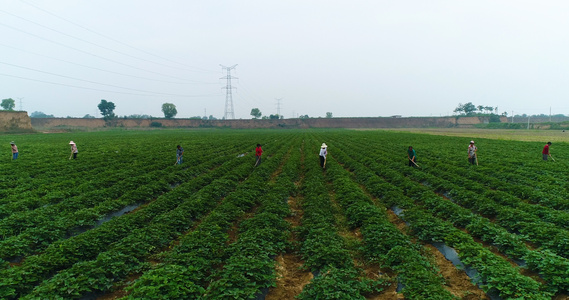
(116, 137, 298, 299)
(0, 141, 255, 264)
(323, 154, 455, 298)
(0, 136, 274, 299)
(352, 135, 569, 261)
(294, 139, 380, 299)
(326, 132, 567, 297)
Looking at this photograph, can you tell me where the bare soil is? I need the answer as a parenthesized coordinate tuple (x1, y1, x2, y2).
(265, 173, 310, 299)
(266, 253, 313, 300)
(424, 244, 489, 300)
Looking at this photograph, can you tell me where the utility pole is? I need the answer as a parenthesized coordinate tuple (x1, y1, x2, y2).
(220, 64, 237, 119)
(550, 107, 552, 122)
(276, 98, 282, 117)
(527, 116, 530, 130)
(511, 110, 514, 123)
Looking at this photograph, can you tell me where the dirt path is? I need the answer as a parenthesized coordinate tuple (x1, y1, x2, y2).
(264, 196, 313, 300)
(333, 158, 489, 299)
(266, 142, 312, 300)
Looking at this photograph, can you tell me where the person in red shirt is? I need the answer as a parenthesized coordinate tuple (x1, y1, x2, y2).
(255, 144, 262, 166)
(542, 142, 552, 161)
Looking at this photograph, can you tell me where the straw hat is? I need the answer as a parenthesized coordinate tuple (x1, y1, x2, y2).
(321, 143, 328, 148)
(69, 141, 75, 145)
(470, 141, 474, 144)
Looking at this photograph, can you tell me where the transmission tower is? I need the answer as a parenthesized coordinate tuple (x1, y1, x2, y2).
(220, 64, 238, 119)
(276, 98, 282, 117)
(17, 97, 24, 111)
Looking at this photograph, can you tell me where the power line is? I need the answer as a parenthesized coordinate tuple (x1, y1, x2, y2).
(19, 0, 218, 74)
(0, 8, 215, 74)
(0, 22, 200, 82)
(0, 61, 211, 97)
(0, 73, 221, 98)
(235, 78, 265, 106)
(0, 43, 216, 85)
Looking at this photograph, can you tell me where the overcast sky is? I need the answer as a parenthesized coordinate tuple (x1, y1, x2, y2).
(2, 0, 569, 119)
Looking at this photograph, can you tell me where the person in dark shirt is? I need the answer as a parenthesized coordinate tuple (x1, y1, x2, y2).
(407, 146, 416, 167)
(176, 145, 184, 165)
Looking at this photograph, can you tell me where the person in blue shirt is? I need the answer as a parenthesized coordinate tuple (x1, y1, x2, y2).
(176, 145, 184, 165)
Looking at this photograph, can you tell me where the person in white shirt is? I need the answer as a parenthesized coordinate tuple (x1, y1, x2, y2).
(69, 141, 78, 159)
(319, 143, 328, 168)
(467, 141, 477, 165)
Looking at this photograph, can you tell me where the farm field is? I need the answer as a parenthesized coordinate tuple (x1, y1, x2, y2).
(0, 129, 568, 299)
(385, 128, 569, 143)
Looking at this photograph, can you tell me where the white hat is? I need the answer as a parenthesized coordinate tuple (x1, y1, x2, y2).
(321, 143, 328, 148)
(470, 140, 474, 144)
(10, 141, 15, 145)
(69, 141, 75, 145)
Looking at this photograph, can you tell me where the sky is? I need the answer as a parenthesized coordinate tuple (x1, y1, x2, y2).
(2, 0, 569, 119)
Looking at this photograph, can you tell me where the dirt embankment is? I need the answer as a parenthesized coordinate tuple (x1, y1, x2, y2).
(0, 111, 34, 132)
(30, 116, 504, 130)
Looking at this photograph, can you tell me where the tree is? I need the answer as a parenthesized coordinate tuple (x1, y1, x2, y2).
(269, 114, 281, 119)
(1, 98, 15, 111)
(161, 103, 177, 118)
(83, 114, 96, 118)
(454, 102, 477, 116)
(250, 108, 262, 119)
(98, 99, 116, 119)
(126, 114, 151, 119)
(299, 115, 310, 119)
(30, 111, 55, 118)
(326, 112, 333, 118)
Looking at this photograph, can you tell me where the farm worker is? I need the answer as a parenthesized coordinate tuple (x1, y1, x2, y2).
(176, 145, 184, 164)
(69, 141, 78, 159)
(255, 144, 262, 166)
(542, 142, 552, 161)
(407, 146, 416, 167)
(10, 142, 18, 160)
(319, 143, 328, 168)
(467, 141, 477, 165)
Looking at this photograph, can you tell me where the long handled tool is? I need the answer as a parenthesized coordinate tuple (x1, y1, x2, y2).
(323, 157, 327, 168)
(409, 158, 421, 168)
(475, 155, 479, 166)
(174, 156, 180, 165)
(254, 156, 260, 167)
(550, 154, 556, 161)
